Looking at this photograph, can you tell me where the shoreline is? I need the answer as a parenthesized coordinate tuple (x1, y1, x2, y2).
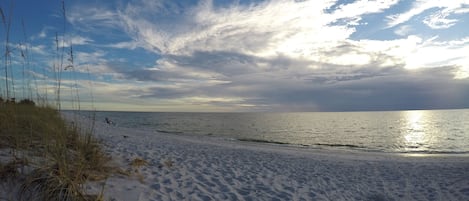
(83, 110, 469, 156)
(66, 113, 469, 201)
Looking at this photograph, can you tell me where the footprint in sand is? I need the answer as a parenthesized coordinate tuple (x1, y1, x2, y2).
(460, 188, 469, 196)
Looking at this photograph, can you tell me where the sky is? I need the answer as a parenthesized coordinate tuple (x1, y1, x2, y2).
(1, 0, 469, 112)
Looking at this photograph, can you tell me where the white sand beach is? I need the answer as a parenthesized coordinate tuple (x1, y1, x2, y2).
(64, 113, 468, 201)
(3, 113, 468, 201)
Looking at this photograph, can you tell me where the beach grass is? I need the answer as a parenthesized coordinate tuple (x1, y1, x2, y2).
(0, 1, 115, 200)
(0, 101, 112, 200)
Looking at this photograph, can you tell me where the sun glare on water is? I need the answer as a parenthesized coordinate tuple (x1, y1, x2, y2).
(401, 110, 438, 153)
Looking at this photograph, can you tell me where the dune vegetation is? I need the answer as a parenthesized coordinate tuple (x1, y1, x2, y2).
(0, 100, 113, 200)
(0, 1, 113, 200)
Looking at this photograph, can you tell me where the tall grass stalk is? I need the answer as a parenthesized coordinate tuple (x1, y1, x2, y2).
(0, 1, 14, 99)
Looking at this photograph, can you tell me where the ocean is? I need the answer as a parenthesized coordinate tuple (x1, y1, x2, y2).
(85, 109, 469, 154)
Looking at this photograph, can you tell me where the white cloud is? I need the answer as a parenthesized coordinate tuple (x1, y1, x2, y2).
(318, 35, 468, 79)
(423, 9, 459, 29)
(109, 0, 395, 64)
(330, 0, 399, 23)
(454, 64, 469, 79)
(454, 7, 469, 14)
(51, 35, 94, 49)
(115, 0, 353, 58)
(70, 35, 93, 45)
(386, 1, 436, 28)
(327, 52, 372, 66)
(30, 26, 54, 40)
(74, 63, 115, 74)
(68, 6, 121, 32)
(394, 25, 413, 36)
(152, 58, 227, 81)
(387, 0, 469, 28)
(366, 36, 468, 76)
(74, 50, 107, 65)
(68, 0, 469, 77)
(106, 41, 140, 50)
(405, 38, 468, 71)
(38, 30, 47, 38)
(64, 0, 469, 111)
(29, 44, 48, 55)
(69, 0, 400, 61)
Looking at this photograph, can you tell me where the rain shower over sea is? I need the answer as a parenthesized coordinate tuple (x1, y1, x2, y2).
(88, 109, 469, 154)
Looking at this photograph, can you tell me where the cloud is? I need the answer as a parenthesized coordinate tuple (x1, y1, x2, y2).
(63, 0, 469, 111)
(423, 9, 459, 29)
(386, 1, 437, 28)
(64, 35, 94, 47)
(74, 63, 115, 75)
(346, 36, 468, 75)
(107, 48, 401, 111)
(109, 34, 469, 111)
(71, 0, 355, 57)
(30, 26, 55, 40)
(386, 0, 469, 28)
(28, 44, 48, 55)
(105, 41, 140, 50)
(67, 5, 121, 32)
(46, 35, 95, 49)
(231, 66, 469, 111)
(403, 37, 469, 71)
(329, 0, 399, 25)
(38, 30, 47, 38)
(68, 0, 403, 66)
(74, 50, 107, 65)
(454, 7, 469, 14)
(394, 25, 413, 36)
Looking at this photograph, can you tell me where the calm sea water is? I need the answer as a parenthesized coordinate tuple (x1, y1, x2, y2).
(88, 109, 469, 154)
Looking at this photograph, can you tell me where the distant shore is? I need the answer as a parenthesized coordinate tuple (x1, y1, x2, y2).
(65, 113, 469, 201)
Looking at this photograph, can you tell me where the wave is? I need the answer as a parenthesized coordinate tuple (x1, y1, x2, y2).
(394, 150, 469, 155)
(237, 138, 291, 145)
(235, 139, 469, 154)
(155, 129, 185, 135)
(312, 143, 368, 150)
(236, 139, 370, 150)
(156, 130, 469, 155)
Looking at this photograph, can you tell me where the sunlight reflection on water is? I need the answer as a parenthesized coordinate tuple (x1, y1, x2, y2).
(402, 110, 431, 152)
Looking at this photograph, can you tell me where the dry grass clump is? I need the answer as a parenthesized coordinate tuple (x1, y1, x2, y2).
(0, 103, 113, 201)
(130, 157, 149, 168)
(163, 159, 174, 168)
(128, 157, 149, 183)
